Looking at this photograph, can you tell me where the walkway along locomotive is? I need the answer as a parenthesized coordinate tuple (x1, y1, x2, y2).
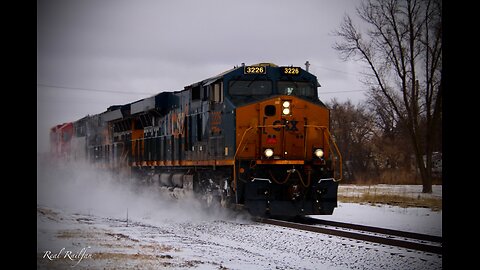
(50, 63, 342, 216)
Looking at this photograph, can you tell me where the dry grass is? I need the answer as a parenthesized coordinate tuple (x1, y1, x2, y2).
(89, 252, 171, 261)
(338, 193, 442, 211)
(37, 252, 176, 270)
(338, 184, 442, 211)
(57, 229, 98, 239)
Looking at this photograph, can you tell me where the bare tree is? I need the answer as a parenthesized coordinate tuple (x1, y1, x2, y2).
(328, 99, 375, 182)
(333, 0, 442, 193)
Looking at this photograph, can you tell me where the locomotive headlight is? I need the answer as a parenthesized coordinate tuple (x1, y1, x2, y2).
(314, 148, 324, 158)
(264, 148, 274, 158)
(282, 100, 291, 115)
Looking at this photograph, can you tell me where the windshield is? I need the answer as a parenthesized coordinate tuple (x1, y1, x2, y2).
(229, 80, 272, 96)
(278, 81, 317, 98)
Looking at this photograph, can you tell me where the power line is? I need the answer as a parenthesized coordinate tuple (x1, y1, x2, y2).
(37, 83, 366, 97)
(37, 83, 157, 96)
(310, 64, 376, 78)
(318, 89, 367, 94)
(313, 65, 356, 76)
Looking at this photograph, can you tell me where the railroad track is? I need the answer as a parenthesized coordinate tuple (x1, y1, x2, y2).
(255, 217, 442, 255)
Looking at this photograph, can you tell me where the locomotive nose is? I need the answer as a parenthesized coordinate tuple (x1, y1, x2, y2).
(259, 96, 304, 160)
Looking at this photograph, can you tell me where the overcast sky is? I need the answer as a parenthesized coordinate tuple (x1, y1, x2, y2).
(37, 0, 370, 153)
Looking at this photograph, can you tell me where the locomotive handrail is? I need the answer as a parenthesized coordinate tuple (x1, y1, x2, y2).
(304, 125, 343, 181)
(325, 128, 343, 181)
(232, 125, 286, 194)
(233, 124, 287, 160)
(233, 126, 254, 195)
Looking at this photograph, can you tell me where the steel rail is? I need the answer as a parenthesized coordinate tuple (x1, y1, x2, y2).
(255, 217, 442, 255)
(303, 217, 442, 243)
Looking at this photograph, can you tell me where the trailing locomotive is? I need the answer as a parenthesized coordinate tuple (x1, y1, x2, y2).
(50, 63, 342, 216)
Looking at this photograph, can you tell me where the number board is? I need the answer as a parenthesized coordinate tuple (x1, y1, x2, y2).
(281, 67, 301, 75)
(244, 66, 266, 74)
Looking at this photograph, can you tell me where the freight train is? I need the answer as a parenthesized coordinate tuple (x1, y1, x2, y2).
(50, 63, 342, 216)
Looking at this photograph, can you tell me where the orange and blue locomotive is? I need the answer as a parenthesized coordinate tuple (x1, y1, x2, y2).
(50, 63, 342, 216)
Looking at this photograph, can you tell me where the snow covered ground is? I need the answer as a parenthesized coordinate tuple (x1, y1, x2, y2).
(317, 184, 443, 236)
(313, 202, 442, 236)
(37, 204, 442, 270)
(37, 159, 442, 269)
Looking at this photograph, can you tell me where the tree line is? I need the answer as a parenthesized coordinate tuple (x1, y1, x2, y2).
(327, 98, 441, 185)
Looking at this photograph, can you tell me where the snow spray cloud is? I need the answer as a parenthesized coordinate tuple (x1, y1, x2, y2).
(37, 155, 233, 223)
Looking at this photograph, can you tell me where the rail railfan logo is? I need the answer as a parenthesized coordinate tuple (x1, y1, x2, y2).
(42, 246, 93, 267)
